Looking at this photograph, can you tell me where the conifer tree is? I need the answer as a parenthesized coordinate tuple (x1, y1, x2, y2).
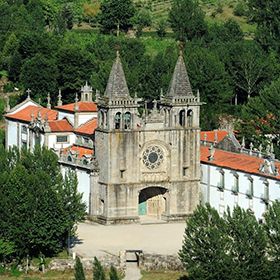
(226, 206, 268, 280)
(93, 257, 105, 280)
(74, 257, 86, 280)
(109, 265, 119, 280)
(179, 204, 231, 280)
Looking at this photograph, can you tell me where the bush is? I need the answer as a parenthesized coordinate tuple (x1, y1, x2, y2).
(234, 2, 248, 17)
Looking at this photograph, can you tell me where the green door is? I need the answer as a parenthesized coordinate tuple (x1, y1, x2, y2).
(138, 201, 147, 215)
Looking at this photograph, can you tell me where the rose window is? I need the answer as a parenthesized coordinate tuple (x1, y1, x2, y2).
(142, 146, 164, 169)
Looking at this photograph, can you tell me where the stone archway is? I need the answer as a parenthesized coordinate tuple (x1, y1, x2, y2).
(138, 187, 168, 219)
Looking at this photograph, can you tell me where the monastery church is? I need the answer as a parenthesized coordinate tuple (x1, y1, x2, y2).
(5, 51, 280, 224)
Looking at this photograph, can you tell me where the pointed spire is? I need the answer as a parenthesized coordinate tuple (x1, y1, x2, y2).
(5, 95, 10, 112)
(167, 51, 193, 97)
(37, 109, 42, 121)
(105, 51, 130, 99)
(57, 89, 62, 106)
(74, 93, 79, 112)
(47, 93, 51, 109)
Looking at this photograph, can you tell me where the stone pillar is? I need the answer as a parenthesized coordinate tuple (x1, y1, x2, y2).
(89, 163, 100, 216)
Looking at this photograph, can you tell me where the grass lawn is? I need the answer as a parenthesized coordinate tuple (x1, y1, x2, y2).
(0, 269, 186, 280)
(141, 270, 186, 280)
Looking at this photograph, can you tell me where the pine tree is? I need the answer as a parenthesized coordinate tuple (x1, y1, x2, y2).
(226, 206, 269, 280)
(93, 257, 105, 280)
(179, 204, 231, 280)
(109, 265, 119, 280)
(74, 257, 86, 280)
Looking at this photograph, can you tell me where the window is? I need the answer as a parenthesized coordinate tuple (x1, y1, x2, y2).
(183, 167, 188, 177)
(21, 126, 27, 134)
(187, 109, 193, 127)
(124, 112, 131, 130)
(115, 112, 121, 129)
(232, 173, 239, 195)
(179, 110, 185, 126)
(98, 111, 104, 127)
(218, 170, 225, 191)
(247, 177, 254, 199)
(56, 135, 68, 143)
(261, 181, 269, 204)
(83, 137, 89, 144)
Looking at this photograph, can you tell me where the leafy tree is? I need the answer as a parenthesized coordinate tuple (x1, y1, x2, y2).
(0, 146, 86, 259)
(57, 45, 95, 102)
(98, 0, 135, 34)
(179, 204, 231, 280)
(74, 257, 86, 280)
(132, 9, 152, 37)
(240, 78, 280, 158)
(156, 20, 167, 38)
(109, 265, 120, 280)
(93, 257, 105, 280)
(20, 53, 58, 101)
(247, 0, 280, 52)
(186, 44, 233, 129)
(0, 239, 15, 264)
(226, 207, 268, 280)
(264, 201, 280, 279)
(169, 0, 207, 41)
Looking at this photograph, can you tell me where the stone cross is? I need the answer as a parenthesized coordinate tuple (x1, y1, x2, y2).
(26, 88, 31, 99)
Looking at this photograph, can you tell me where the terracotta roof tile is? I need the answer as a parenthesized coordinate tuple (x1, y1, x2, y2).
(200, 130, 228, 143)
(62, 145, 93, 158)
(200, 146, 280, 180)
(48, 119, 73, 132)
(55, 101, 98, 113)
(5, 105, 57, 122)
(75, 118, 98, 135)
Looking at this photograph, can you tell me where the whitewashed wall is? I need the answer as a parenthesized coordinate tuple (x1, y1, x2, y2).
(58, 112, 74, 124)
(201, 163, 280, 220)
(47, 133, 76, 149)
(78, 113, 97, 126)
(6, 120, 18, 148)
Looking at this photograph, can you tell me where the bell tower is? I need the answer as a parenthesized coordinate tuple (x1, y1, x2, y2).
(92, 49, 202, 224)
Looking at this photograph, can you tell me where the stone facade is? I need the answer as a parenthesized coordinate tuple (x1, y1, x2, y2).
(91, 51, 202, 224)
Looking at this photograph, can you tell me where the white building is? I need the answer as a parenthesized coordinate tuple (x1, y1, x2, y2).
(4, 57, 280, 222)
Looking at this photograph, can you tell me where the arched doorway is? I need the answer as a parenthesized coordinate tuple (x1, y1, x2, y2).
(138, 187, 168, 219)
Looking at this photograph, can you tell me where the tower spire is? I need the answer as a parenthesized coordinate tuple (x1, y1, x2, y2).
(167, 49, 193, 97)
(57, 89, 62, 106)
(104, 51, 130, 99)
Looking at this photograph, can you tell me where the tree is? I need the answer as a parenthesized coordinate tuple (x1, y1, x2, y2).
(226, 207, 268, 280)
(98, 0, 135, 34)
(57, 45, 95, 102)
(247, 0, 280, 52)
(264, 201, 280, 279)
(92, 257, 105, 280)
(185, 44, 233, 129)
(0, 146, 86, 259)
(74, 257, 86, 280)
(156, 20, 167, 38)
(169, 0, 207, 41)
(132, 9, 152, 37)
(20, 53, 58, 102)
(179, 204, 231, 280)
(109, 265, 120, 280)
(240, 78, 280, 158)
(0, 239, 15, 264)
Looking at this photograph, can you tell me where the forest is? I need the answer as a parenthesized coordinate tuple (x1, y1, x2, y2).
(0, 0, 279, 157)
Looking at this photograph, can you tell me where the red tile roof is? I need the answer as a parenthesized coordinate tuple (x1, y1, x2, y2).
(5, 105, 58, 123)
(75, 118, 98, 135)
(63, 145, 93, 158)
(200, 145, 280, 179)
(55, 102, 98, 113)
(48, 119, 73, 132)
(201, 130, 228, 143)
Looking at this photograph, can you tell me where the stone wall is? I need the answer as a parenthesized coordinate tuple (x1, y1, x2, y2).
(139, 253, 183, 271)
(48, 252, 183, 272)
